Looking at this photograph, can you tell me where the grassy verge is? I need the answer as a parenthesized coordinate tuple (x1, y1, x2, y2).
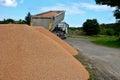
(69, 35, 120, 48)
(74, 51, 97, 80)
(84, 35, 120, 48)
(68, 35, 81, 38)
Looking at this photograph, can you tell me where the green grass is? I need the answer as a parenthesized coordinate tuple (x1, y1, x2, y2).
(74, 55, 96, 80)
(68, 35, 81, 38)
(69, 35, 120, 48)
(84, 35, 120, 48)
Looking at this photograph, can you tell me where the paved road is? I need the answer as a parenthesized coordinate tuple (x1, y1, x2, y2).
(65, 38, 120, 79)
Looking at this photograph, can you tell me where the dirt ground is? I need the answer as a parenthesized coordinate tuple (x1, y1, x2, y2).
(65, 38, 120, 80)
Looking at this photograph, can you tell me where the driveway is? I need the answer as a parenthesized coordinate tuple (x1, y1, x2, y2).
(65, 38, 120, 80)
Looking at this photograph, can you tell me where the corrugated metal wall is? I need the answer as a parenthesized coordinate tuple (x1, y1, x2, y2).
(52, 12, 65, 30)
(31, 11, 65, 31)
(32, 19, 51, 29)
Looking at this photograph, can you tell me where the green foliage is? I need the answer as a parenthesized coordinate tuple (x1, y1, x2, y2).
(100, 27, 106, 35)
(74, 55, 96, 80)
(83, 19, 100, 35)
(100, 23, 120, 36)
(94, 36, 120, 48)
(95, 0, 120, 8)
(95, 0, 120, 20)
(0, 19, 25, 24)
(105, 28, 116, 36)
(1, 19, 15, 24)
(82, 35, 120, 48)
(68, 35, 120, 48)
(16, 19, 25, 24)
(100, 23, 115, 28)
(69, 27, 81, 31)
(114, 23, 120, 34)
(68, 35, 81, 38)
(25, 12, 31, 25)
(0, 21, 2, 24)
(114, 9, 120, 19)
(114, 23, 120, 41)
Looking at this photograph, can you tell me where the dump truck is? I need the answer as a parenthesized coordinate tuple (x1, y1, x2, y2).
(31, 11, 68, 39)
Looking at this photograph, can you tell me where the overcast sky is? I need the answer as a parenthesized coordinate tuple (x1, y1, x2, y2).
(0, 0, 116, 27)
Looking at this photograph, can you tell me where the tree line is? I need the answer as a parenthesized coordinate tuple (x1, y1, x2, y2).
(0, 12, 31, 25)
(82, 19, 120, 36)
(82, 0, 120, 41)
(0, 19, 25, 24)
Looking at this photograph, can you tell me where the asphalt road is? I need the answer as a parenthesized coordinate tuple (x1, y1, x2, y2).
(65, 38, 120, 80)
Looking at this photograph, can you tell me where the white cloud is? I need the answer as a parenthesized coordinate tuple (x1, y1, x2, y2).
(40, 2, 115, 15)
(70, 24, 82, 27)
(80, 3, 115, 11)
(0, 0, 17, 7)
(40, 3, 85, 15)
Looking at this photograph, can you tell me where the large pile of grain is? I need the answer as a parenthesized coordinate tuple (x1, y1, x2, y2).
(0, 24, 89, 80)
(33, 26, 78, 55)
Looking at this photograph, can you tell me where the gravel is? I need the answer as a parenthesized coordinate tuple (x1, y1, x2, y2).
(65, 38, 120, 80)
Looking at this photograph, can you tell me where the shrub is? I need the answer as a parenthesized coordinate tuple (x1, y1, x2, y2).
(114, 23, 120, 36)
(100, 28, 106, 35)
(83, 19, 100, 35)
(106, 28, 116, 36)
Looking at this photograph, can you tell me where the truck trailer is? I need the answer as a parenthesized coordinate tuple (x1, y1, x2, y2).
(31, 11, 68, 39)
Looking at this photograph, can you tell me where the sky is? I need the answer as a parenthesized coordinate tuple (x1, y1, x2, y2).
(0, 0, 116, 27)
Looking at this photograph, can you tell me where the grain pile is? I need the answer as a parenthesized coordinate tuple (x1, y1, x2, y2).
(35, 11, 62, 16)
(0, 24, 89, 80)
(33, 26, 78, 55)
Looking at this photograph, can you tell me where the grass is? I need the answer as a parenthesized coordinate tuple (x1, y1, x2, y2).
(73, 37, 120, 80)
(69, 35, 120, 48)
(68, 35, 81, 38)
(84, 35, 120, 48)
(74, 55, 96, 80)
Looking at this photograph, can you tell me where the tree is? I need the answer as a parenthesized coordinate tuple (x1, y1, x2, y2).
(114, 23, 120, 36)
(96, 0, 120, 40)
(114, 9, 120, 19)
(95, 0, 120, 7)
(25, 12, 31, 25)
(83, 19, 100, 35)
(3, 19, 15, 24)
(95, 0, 120, 20)
(114, 9, 120, 23)
(16, 19, 25, 24)
(0, 19, 26, 24)
(0, 20, 2, 24)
